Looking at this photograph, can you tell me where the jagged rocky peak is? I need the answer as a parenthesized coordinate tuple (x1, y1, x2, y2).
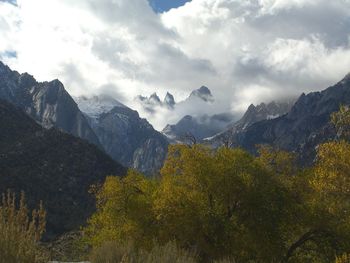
(135, 92, 162, 107)
(239, 100, 294, 128)
(74, 94, 125, 118)
(19, 73, 37, 88)
(164, 92, 175, 108)
(149, 92, 161, 104)
(0, 61, 12, 74)
(208, 99, 295, 147)
(189, 86, 214, 102)
(0, 61, 101, 146)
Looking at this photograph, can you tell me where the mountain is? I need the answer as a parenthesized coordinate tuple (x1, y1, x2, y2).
(209, 100, 295, 147)
(162, 113, 235, 143)
(135, 92, 175, 112)
(164, 92, 175, 108)
(0, 61, 100, 146)
(188, 86, 214, 102)
(216, 74, 350, 164)
(0, 99, 125, 239)
(75, 95, 169, 174)
(135, 86, 213, 114)
(74, 94, 126, 118)
(153, 86, 237, 144)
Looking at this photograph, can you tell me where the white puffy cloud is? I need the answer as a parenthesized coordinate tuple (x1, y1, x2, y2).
(162, 0, 350, 112)
(1, 0, 350, 129)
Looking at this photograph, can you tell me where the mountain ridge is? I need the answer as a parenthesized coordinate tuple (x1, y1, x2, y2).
(75, 95, 169, 174)
(0, 61, 101, 147)
(0, 99, 126, 239)
(217, 74, 350, 164)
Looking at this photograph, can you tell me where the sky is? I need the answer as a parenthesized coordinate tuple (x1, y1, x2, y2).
(149, 0, 191, 13)
(1, 0, 350, 130)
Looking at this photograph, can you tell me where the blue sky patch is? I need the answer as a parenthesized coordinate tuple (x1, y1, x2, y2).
(148, 0, 191, 13)
(1, 51, 17, 59)
(0, 0, 17, 5)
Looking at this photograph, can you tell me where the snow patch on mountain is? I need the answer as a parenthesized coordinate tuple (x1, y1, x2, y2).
(74, 95, 126, 118)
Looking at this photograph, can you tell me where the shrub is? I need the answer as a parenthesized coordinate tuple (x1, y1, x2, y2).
(0, 191, 48, 263)
(89, 241, 197, 263)
(336, 254, 350, 263)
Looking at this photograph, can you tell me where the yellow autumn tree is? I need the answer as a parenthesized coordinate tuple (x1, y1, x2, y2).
(331, 105, 350, 139)
(84, 170, 157, 249)
(155, 144, 298, 262)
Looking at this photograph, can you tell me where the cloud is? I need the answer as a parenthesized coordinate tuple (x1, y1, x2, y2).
(1, 0, 350, 129)
(162, 0, 350, 111)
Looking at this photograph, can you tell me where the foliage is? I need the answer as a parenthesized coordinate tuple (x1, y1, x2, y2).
(336, 254, 350, 263)
(84, 170, 157, 249)
(84, 107, 350, 262)
(156, 145, 293, 261)
(331, 105, 350, 139)
(89, 241, 197, 263)
(0, 191, 48, 263)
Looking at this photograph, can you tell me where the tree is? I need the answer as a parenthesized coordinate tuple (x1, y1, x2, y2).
(156, 145, 298, 261)
(84, 170, 157, 249)
(331, 105, 350, 140)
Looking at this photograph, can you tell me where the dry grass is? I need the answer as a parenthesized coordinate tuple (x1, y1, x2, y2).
(336, 254, 350, 263)
(89, 241, 197, 263)
(0, 191, 48, 263)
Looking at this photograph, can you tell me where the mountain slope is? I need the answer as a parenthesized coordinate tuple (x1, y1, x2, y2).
(76, 96, 169, 174)
(210, 101, 294, 146)
(0, 61, 100, 146)
(162, 113, 235, 143)
(0, 99, 125, 239)
(188, 86, 214, 102)
(225, 74, 350, 163)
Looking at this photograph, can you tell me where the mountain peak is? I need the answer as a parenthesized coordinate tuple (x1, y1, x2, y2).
(149, 92, 161, 103)
(0, 61, 10, 73)
(189, 86, 213, 102)
(164, 92, 175, 108)
(74, 94, 125, 118)
(18, 73, 37, 88)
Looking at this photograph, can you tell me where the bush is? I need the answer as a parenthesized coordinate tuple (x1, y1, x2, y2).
(89, 241, 197, 263)
(0, 191, 48, 263)
(336, 254, 350, 263)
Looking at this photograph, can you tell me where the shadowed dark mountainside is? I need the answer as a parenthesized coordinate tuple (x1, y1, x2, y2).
(0, 99, 126, 239)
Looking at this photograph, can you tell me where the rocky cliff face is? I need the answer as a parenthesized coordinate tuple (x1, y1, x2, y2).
(220, 74, 350, 164)
(0, 99, 125, 239)
(209, 100, 294, 147)
(76, 96, 169, 174)
(0, 61, 100, 146)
